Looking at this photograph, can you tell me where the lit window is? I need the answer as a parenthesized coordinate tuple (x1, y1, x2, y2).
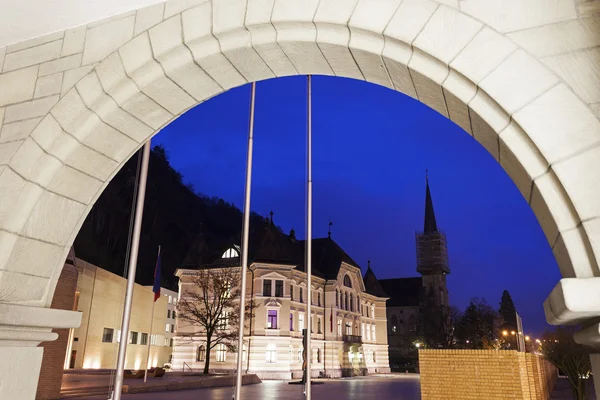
(150, 334, 157, 345)
(361, 323, 365, 338)
(197, 345, 206, 361)
(337, 320, 342, 336)
(169, 296, 173, 304)
(265, 344, 277, 363)
(222, 247, 239, 258)
(372, 325, 376, 342)
(165, 324, 170, 333)
(216, 344, 227, 362)
(345, 322, 352, 335)
(299, 314, 305, 331)
(267, 310, 278, 329)
(102, 328, 114, 343)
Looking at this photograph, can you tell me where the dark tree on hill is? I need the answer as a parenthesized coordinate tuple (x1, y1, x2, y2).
(498, 290, 517, 331)
(455, 298, 500, 349)
(74, 145, 269, 290)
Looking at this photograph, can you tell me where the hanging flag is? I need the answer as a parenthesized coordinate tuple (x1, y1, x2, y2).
(330, 309, 333, 333)
(152, 246, 162, 302)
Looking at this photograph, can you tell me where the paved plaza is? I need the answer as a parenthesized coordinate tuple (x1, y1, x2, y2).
(68, 375, 421, 400)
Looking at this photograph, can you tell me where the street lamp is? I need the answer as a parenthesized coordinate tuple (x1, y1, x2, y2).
(511, 331, 516, 335)
(415, 343, 421, 348)
(502, 330, 508, 336)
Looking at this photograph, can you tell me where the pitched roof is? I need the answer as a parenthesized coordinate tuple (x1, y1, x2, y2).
(182, 219, 360, 280)
(378, 277, 423, 307)
(424, 175, 438, 233)
(363, 263, 388, 297)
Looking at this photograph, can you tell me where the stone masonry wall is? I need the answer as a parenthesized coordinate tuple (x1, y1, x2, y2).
(35, 260, 78, 400)
(419, 349, 557, 400)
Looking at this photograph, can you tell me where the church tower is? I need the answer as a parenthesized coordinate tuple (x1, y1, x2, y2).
(416, 173, 450, 308)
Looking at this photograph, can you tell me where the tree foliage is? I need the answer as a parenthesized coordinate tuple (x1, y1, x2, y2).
(422, 305, 460, 348)
(455, 298, 500, 349)
(177, 268, 255, 374)
(541, 327, 592, 400)
(498, 290, 517, 331)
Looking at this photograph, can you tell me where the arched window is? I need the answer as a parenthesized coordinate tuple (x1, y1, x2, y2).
(350, 294, 353, 312)
(357, 296, 360, 313)
(344, 293, 348, 310)
(196, 345, 206, 362)
(222, 246, 239, 258)
(391, 315, 398, 333)
(343, 274, 352, 288)
(335, 289, 339, 306)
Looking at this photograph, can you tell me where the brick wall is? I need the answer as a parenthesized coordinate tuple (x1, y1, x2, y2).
(419, 349, 557, 400)
(36, 258, 78, 400)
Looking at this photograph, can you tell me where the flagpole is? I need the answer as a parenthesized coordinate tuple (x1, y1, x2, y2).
(305, 74, 313, 399)
(234, 81, 256, 400)
(144, 245, 161, 383)
(113, 140, 152, 400)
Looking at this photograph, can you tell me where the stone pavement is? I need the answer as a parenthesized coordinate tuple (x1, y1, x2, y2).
(67, 374, 421, 400)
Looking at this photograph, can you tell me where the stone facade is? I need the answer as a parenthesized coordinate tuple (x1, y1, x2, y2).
(63, 258, 177, 370)
(173, 239, 391, 379)
(419, 349, 558, 399)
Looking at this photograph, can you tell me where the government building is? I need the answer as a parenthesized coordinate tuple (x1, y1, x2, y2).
(172, 219, 391, 379)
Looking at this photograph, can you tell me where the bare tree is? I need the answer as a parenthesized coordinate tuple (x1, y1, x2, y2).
(541, 327, 592, 400)
(177, 268, 254, 374)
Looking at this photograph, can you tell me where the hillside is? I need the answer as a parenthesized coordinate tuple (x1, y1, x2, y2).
(74, 145, 266, 290)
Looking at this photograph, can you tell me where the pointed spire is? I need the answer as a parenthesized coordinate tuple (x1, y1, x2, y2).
(424, 170, 438, 233)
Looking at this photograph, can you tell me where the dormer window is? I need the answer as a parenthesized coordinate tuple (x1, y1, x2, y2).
(343, 274, 352, 288)
(222, 246, 240, 259)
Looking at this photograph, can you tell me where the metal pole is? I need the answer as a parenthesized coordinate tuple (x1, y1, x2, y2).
(113, 140, 152, 400)
(234, 81, 256, 400)
(143, 295, 157, 382)
(305, 74, 313, 399)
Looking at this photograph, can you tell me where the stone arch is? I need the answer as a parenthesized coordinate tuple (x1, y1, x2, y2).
(0, 2, 599, 392)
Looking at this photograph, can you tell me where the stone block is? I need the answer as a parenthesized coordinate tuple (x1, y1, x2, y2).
(508, 16, 600, 58)
(47, 165, 103, 205)
(39, 53, 82, 77)
(183, 3, 248, 89)
(0, 140, 23, 166)
(531, 171, 579, 246)
(0, 46, 5, 73)
(62, 64, 96, 96)
(135, 2, 165, 36)
(164, 0, 208, 19)
(0, 167, 26, 225)
(245, 0, 297, 77)
(82, 16, 135, 65)
(552, 145, 600, 222)
(5, 31, 63, 54)
(0, 269, 48, 303)
(583, 218, 600, 272)
(385, 0, 438, 44)
(120, 32, 195, 115)
(498, 121, 548, 201)
(0, 179, 43, 234)
(480, 49, 559, 115)
(544, 48, 600, 104)
(408, 50, 448, 116)
(451, 27, 517, 85)
(3, 40, 62, 72)
(150, 16, 223, 101)
(413, 5, 482, 65)
(21, 190, 86, 246)
(460, 0, 577, 33)
(0, 66, 38, 107)
(4, 95, 59, 124)
(442, 70, 477, 133)
(0, 117, 43, 143)
(35, 73, 63, 98)
(64, 143, 118, 182)
(50, 89, 87, 130)
(1, 233, 64, 278)
(62, 26, 86, 57)
(513, 84, 600, 164)
(9, 137, 62, 186)
(30, 115, 76, 161)
(554, 227, 599, 279)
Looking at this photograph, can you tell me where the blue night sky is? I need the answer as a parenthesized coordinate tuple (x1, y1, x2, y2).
(154, 75, 560, 335)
